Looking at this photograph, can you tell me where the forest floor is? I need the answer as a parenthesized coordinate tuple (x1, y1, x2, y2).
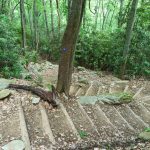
(0, 61, 150, 150)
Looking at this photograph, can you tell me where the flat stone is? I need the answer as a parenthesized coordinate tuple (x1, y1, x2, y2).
(79, 93, 133, 105)
(77, 66, 86, 71)
(2, 140, 25, 150)
(0, 89, 11, 100)
(78, 77, 88, 84)
(32, 97, 40, 104)
(0, 78, 12, 90)
(79, 96, 99, 105)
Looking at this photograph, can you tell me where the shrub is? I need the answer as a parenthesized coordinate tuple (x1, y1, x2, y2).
(0, 15, 22, 78)
(75, 28, 150, 78)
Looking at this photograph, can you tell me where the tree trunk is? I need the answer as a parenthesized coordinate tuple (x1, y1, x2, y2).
(118, 0, 124, 27)
(27, 5, 34, 48)
(42, 0, 50, 40)
(94, 0, 100, 30)
(20, 0, 26, 49)
(57, 0, 86, 95)
(120, 0, 138, 79)
(55, 0, 61, 37)
(33, 0, 39, 51)
(49, 0, 55, 38)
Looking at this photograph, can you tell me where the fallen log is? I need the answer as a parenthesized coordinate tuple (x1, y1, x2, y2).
(8, 84, 58, 107)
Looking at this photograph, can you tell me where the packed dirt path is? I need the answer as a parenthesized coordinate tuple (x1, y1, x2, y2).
(0, 61, 150, 150)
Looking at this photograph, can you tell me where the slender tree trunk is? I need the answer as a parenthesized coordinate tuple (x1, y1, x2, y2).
(67, 0, 72, 21)
(102, 0, 110, 30)
(57, 0, 86, 95)
(55, 0, 61, 37)
(118, 0, 124, 27)
(42, 0, 50, 39)
(49, 0, 54, 38)
(120, 0, 138, 79)
(27, 6, 34, 48)
(94, 0, 100, 30)
(109, 1, 117, 28)
(33, 0, 39, 51)
(101, 0, 105, 29)
(20, 0, 26, 49)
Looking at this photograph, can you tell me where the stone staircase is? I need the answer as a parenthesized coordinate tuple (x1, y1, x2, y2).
(0, 69, 150, 149)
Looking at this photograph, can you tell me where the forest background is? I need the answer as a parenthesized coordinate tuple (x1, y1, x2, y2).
(0, 0, 149, 79)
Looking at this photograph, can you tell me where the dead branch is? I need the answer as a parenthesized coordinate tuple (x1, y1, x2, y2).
(8, 84, 58, 107)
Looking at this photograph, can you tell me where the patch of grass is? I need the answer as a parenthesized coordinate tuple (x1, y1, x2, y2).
(144, 127, 150, 132)
(78, 130, 88, 138)
(116, 92, 134, 103)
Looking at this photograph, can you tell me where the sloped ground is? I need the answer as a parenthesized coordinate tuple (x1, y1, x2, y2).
(0, 61, 150, 150)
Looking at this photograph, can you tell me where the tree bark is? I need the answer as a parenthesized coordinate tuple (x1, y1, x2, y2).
(20, 0, 26, 49)
(33, 0, 39, 51)
(27, 5, 34, 48)
(9, 84, 58, 107)
(57, 0, 86, 95)
(94, 0, 100, 30)
(118, 0, 124, 27)
(120, 0, 138, 79)
(49, 0, 55, 38)
(55, 0, 61, 37)
(42, 0, 50, 40)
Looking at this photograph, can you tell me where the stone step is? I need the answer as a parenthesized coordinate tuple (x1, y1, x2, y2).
(23, 103, 52, 150)
(62, 98, 100, 140)
(46, 104, 78, 146)
(83, 104, 121, 142)
(142, 96, 150, 112)
(0, 100, 21, 148)
(39, 104, 55, 145)
(129, 102, 150, 125)
(133, 87, 144, 99)
(127, 82, 145, 96)
(109, 81, 128, 94)
(116, 105, 148, 132)
(98, 102, 135, 138)
(75, 85, 88, 97)
(85, 83, 99, 96)
(97, 84, 109, 95)
(18, 102, 31, 150)
(69, 85, 79, 96)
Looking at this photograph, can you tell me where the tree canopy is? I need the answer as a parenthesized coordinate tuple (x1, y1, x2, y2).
(0, 0, 149, 89)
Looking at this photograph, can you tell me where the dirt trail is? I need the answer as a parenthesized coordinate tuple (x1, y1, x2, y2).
(0, 62, 150, 149)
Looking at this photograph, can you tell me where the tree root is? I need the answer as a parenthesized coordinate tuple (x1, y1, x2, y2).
(8, 84, 58, 107)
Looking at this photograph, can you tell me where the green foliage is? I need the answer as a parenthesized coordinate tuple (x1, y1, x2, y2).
(75, 27, 150, 78)
(0, 0, 149, 79)
(78, 130, 88, 139)
(0, 15, 22, 78)
(144, 128, 150, 132)
(23, 50, 39, 65)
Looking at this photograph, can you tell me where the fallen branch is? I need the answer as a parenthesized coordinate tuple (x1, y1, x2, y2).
(8, 84, 58, 107)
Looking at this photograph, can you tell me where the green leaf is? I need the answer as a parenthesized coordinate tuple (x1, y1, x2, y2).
(47, 84, 52, 92)
(78, 130, 88, 138)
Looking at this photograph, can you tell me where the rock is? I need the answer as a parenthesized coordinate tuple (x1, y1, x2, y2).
(79, 96, 98, 105)
(32, 97, 40, 104)
(77, 66, 86, 71)
(78, 77, 88, 84)
(139, 131, 150, 140)
(0, 89, 11, 100)
(2, 140, 25, 150)
(45, 61, 53, 69)
(0, 78, 11, 90)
